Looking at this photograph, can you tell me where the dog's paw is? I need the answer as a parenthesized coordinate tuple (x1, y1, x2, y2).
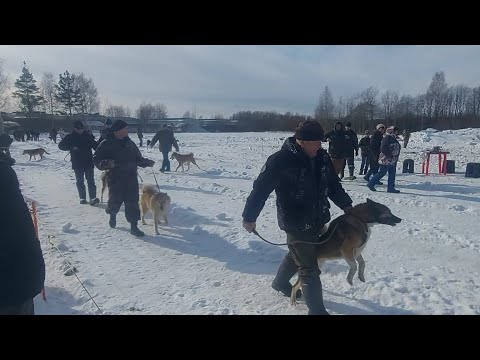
(358, 274, 366, 283)
(347, 277, 354, 286)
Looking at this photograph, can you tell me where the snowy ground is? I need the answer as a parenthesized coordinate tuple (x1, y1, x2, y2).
(9, 128, 480, 315)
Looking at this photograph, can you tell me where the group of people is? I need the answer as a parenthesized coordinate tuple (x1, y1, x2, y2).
(58, 119, 180, 237)
(323, 121, 403, 193)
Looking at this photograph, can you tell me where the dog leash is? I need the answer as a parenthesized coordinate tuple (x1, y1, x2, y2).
(252, 219, 342, 246)
(152, 168, 161, 191)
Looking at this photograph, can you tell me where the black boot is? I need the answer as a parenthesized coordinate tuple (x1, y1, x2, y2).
(272, 253, 301, 299)
(130, 222, 144, 237)
(300, 275, 330, 315)
(109, 213, 116, 228)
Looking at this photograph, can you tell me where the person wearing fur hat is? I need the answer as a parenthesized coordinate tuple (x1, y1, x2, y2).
(367, 126, 401, 193)
(242, 120, 353, 315)
(93, 120, 156, 237)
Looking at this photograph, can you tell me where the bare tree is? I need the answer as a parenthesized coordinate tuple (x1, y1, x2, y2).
(451, 84, 470, 117)
(336, 96, 345, 119)
(314, 86, 335, 129)
(153, 103, 168, 118)
(136, 102, 155, 123)
(426, 71, 448, 120)
(74, 73, 100, 114)
(344, 95, 358, 117)
(466, 86, 480, 116)
(359, 86, 379, 121)
(40, 72, 57, 114)
(381, 90, 399, 120)
(0, 59, 10, 113)
(183, 111, 192, 118)
(104, 104, 132, 118)
(136, 102, 168, 125)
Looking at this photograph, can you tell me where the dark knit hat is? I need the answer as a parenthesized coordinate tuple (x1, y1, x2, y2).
(73, 120, 84, 129)
(294, 120, 324, 141)
(345, 122, 352, 127)
(111, 120, 128, 132)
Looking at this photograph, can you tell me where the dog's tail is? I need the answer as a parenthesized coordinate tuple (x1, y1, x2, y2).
(43, 149, 50, 154)
(142, 184, 157, 195)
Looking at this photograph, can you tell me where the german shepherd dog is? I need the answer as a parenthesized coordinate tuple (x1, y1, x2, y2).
(22, 148, 50, 161)
(140, 184, 171, 235)
(170, 152, 201, 172)
(290, 199, 402, 305)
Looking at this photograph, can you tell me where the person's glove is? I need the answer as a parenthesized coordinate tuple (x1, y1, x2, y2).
(355, 150, 359, 156)
(243, 221, 256, 233)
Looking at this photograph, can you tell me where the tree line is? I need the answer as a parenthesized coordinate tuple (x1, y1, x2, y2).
(1, 58, 479, 133)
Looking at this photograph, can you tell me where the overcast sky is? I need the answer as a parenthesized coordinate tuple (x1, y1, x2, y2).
(1, 45, 479, 118)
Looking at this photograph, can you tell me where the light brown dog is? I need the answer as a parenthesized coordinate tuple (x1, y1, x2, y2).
(290, 199, 402, 305)
(140, 184, 171, 235)
(170, 152, 201, 172)
(22, 148, 50, 161)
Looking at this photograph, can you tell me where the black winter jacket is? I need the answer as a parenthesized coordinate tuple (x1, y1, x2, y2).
(58, 131, 98, 169)
(0, 161, 45, 307)
(242, 137, 353, 239)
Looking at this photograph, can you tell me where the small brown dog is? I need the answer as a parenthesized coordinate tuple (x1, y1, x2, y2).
(22, 148, 50, 161)
(140, 184, 171, 235)
(170, 152, 201, 172)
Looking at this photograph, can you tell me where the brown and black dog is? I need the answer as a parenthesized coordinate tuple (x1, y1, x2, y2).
(290, 198, 402, 305)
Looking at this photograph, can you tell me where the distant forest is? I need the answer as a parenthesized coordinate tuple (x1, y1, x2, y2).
(1, 58, 479, 133)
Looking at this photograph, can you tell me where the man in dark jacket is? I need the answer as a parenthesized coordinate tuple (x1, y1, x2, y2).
(93, 120, 155, 237)
(59, 121, 99, 205)
(150, 124, 179, 172)
(324, 121, 349, 178)
(342, 122, 359, 180)
(97, 118, 113, 146)
(242, 120, 353, 315)
(0, 152, 46, 315)
(364, 123, 386, 183)
(358, 130, 371, 175)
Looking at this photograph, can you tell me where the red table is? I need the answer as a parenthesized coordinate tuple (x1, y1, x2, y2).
(421, 151, 450, 175)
